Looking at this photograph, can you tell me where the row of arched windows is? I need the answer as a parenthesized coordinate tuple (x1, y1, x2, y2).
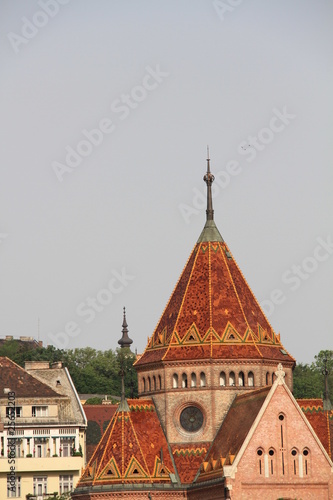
(256, 413, 310, 478)
(141, 370, 256, 393)
(257, 447, 310, 477)
(219, 370, 254, 387)
(142, 375, 162, 393)
(173, 372, 206, 389)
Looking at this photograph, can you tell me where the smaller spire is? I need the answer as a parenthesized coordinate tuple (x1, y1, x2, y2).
(117, 308, 133, 413)
(203, 146, 215, 221)
(118, 307, 133, 348)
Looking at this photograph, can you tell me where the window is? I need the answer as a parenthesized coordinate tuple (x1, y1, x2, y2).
(303, 448, 310, 476)
(33, 476, 47, 496)
(220, 371, 226, 386)
(153, 376, 156, 391)
(291, 448, 298, 475)
(191, 373, 196, 388)
(268, 449, 275, 475)
(32, 406, 48, 417)
(158, 375, 162, 390)
(147, 377, 151, 391)
(7, 475, 20, 498)
(59, 475, 73, 494)
(248, 371, 254, 387)
(266, 372, 270, 385)
(182, 373, 188, 388)
(142, 377, 146, 392)
(172, 373, 178, 388)
(34, 438, 48, 458)
(229, 371, 235, 386)
(60, 438, 73, 457)
(257, 449, 263, 475)
(6, 407, 22, 419)
(238, 371, 244, 386)
(200, 372, 206, 387)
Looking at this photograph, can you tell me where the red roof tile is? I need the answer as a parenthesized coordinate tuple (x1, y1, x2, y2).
(297, 398, 333, 458)
(171, 443, 210, 484)
(136, 239, 294, 368)
(78, 399, 176, 487)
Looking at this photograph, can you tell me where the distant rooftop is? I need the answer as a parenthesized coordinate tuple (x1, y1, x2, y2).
(0, 335, 43, 348)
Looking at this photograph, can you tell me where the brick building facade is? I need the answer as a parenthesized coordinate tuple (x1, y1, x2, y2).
(73, 159, 333, 499)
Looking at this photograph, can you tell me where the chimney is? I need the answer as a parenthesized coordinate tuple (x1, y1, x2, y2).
(25, 361, 49, 370)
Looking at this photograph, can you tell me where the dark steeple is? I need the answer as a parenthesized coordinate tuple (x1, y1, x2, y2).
(204, 146, 214, 221)
(197, 149, 224, 243)
(118, 307, 133, 348)
(117, 307, 133, 412)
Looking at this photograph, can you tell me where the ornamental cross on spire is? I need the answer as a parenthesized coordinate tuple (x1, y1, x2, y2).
(204, 146, 215, 221)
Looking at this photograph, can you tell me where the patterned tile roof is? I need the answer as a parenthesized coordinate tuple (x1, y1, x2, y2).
(136, 237, 294, 367)
(0, 357, 61, 398)
(170, 443, 210, 484)
(297, 398, 333, 458)
(206, 386, 270, 461)
(78, 399, 176, 487)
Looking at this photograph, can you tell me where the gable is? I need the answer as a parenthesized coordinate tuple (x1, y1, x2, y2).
(233, 384, 333, 484)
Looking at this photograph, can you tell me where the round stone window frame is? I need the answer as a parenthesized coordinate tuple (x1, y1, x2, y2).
(174, 401, 206, 438)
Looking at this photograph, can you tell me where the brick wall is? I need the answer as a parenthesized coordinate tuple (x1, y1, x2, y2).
(228, 384, 333, 499)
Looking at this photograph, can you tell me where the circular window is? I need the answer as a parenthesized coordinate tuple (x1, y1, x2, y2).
(291, 449, 297, 456)
(303, 449, 309, 456)
(257, 449, 263, 456)
(268, 449, 274, 456)
(180, 406, 204, 432)
(278, 414, 285, 421)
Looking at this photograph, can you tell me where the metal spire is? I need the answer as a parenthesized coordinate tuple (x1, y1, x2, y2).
(118, 307, 133, 348)
(117, 307, 133, 412)
(203, 146, 215, 221)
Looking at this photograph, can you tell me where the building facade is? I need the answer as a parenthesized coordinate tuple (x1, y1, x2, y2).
(72, 158, 333, 499)
(0, 358, 87, 499)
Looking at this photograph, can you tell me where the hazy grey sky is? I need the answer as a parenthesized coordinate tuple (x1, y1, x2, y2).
(1, 0, 332, 364)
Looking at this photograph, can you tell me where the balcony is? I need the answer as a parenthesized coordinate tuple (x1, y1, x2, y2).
(0, 455, 83, 472)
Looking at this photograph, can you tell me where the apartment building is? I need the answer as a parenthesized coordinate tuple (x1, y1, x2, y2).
(0, 357, 87, 499)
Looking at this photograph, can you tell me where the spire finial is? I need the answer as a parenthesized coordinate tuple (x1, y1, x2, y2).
(203, 147, 215, 221)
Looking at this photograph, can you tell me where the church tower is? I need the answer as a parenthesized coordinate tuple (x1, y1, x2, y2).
(134, 155, 295, 444)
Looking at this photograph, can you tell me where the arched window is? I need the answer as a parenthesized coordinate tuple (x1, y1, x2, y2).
(200, 372, 206, 387)
(182, 373, 188, 388)
(148, 377, 151, 391)
(158, 375, 162, 390)
(303, 448, 310, 476)
(191, 373, 197, 388)
(248, 371, 254, 387)
(153, 376, 156, 391)
(272, 372, 276, 384)
(266, 372, 270, 385)
(268, 448, 275, 475)
(220, 371, 226, 386)
(172, 373, 178, 389)
(279, 413, 286, 475)
(229, 371, 235, 386)
(143, 377, 146, 392)
(257, 448, 263, 475)
(238, 371, 244, 386)
(291, 448, 298, 475)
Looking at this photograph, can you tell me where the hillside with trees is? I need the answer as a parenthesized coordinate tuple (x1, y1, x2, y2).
(0, 339, 331, 401)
